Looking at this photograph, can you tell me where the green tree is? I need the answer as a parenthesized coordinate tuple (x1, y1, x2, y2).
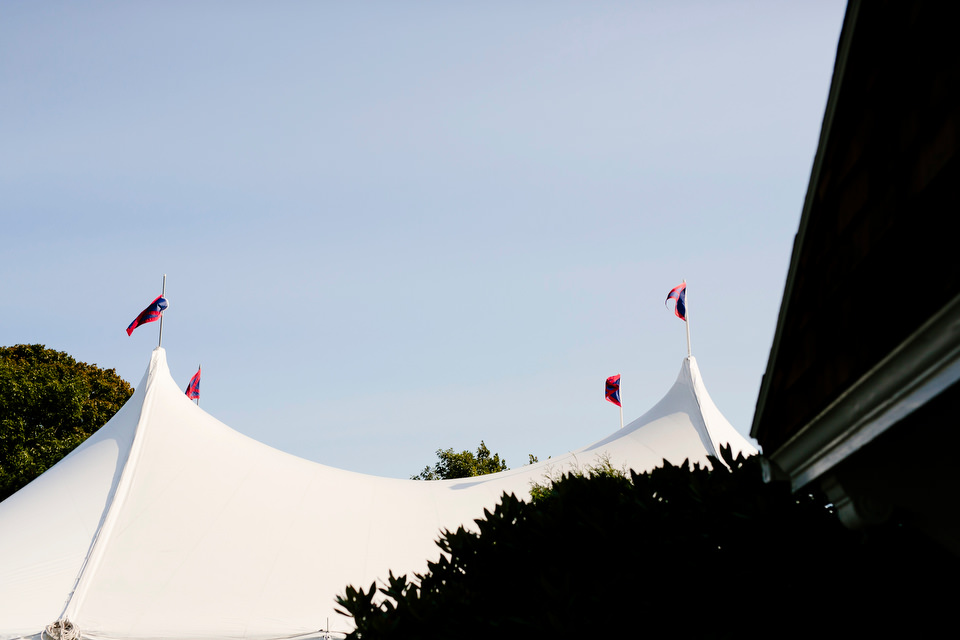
(0, 344, 133, 502)
(411, 441, 508, 480)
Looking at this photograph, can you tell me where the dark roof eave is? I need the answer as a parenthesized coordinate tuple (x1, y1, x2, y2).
(750, 0, 862, 441)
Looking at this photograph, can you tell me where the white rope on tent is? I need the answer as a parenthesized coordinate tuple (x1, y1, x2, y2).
(37, 621, 344, 640)
(43, 618, 79, 640)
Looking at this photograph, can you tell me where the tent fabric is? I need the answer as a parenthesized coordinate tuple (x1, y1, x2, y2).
(0, 348, 756, 640)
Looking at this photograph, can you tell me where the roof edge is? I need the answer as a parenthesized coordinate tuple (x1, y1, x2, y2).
(767, 290, 960, 490)
(751, 0, 862, 440)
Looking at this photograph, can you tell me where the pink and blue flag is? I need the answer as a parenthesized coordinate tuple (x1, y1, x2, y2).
(665, 283, 687, 321)
(185, 367, 201, 400)
(126, 295, 168, 336)
(605, 374, 621, 407)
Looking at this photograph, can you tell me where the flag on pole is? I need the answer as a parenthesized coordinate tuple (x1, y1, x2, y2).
(185, 366, 201, 400)
(126, 295, 168, 336)
(665, 282, 687, 321)
(605, 374, 621, 407)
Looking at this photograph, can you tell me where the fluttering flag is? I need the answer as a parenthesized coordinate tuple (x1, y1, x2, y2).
(665, 282, 687, 321)
(126, 295, 168, 336)
(185, 366, 201, 400)
(605, 374, 621, 407)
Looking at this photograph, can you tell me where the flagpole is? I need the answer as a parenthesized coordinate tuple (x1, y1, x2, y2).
(683, 279, 692, 357)
(196, 363, 200, 406)
(619, 403, 623, 430)
(158, 274, 166, 348)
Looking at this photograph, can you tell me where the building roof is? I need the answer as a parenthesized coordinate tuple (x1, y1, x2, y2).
(752, 0, 960, 458)
(749, 0, 960, 548)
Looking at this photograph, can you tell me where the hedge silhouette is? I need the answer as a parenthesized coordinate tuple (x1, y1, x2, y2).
(338, 447, 955, 638)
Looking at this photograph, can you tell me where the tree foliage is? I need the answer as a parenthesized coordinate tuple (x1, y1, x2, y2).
(411, 441, 508, 480)
(341, 447, 956, 638)
(0, 344, 133, 502)
(527, 452, 622, 502)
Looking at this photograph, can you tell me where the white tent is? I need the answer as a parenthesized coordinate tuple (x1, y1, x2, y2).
(0, 348, 755, 640)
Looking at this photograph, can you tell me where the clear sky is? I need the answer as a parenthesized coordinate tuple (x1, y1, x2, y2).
(1, 1, 847, 479)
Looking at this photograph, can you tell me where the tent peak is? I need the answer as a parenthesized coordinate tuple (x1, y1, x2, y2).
(0, 348, 756, 639)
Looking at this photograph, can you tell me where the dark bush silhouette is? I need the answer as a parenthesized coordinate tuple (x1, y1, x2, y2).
(339, 446, 955, 638)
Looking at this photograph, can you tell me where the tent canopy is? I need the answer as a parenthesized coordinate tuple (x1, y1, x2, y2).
(0, 348, 755, 640)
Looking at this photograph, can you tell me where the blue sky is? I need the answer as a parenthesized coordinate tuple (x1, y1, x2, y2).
(1, 1, 847, 478)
